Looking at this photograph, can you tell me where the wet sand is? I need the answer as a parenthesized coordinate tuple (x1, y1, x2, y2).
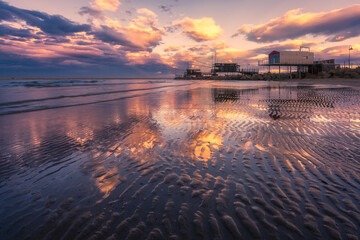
(284, 78, 360, 87)
(0, 79, 359, 239)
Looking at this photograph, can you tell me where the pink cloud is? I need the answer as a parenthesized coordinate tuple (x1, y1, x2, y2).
(233, 4, 360, 43)
(92, 13, 164, 52)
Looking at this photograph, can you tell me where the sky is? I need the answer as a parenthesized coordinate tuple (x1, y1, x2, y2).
(0, 0, 359, 77)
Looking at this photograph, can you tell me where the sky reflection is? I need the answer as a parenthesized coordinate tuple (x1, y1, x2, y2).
(0, 81, 359, 239)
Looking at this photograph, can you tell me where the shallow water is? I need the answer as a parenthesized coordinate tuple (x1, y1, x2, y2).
(0, 79, 359, 240)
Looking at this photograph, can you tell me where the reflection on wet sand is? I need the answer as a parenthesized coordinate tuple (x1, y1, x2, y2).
(188, 130, 223, 162)
(0, 81, 359, 240)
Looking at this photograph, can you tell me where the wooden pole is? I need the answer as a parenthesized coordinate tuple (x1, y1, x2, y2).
(279, 66, 281, 80)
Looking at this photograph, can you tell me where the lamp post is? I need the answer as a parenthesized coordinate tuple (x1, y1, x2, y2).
(349, 45, 353, 68)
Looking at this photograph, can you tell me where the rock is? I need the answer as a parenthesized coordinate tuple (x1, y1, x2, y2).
(349, 72, 360, 78)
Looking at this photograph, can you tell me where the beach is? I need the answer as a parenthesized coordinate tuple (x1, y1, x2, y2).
(0, 78, 359, 240)
(286, 78, 360, 87)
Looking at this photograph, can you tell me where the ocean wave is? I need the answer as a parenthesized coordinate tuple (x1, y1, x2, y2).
(0, 83, 192, 115)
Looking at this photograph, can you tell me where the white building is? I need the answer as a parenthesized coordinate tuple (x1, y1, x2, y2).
(269, 51, 314, 65)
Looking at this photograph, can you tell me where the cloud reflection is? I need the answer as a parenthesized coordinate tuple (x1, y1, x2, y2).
(1, 82, 357, 199)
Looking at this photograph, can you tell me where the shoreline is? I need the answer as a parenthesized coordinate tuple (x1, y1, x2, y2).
(1, 76, 359, 87)
(280, 78, 360, 87)
(176, 77, 360, 87)
(0, 77, 171, 80)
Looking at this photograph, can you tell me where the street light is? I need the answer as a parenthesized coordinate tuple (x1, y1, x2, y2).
(349, 45, 353, 68)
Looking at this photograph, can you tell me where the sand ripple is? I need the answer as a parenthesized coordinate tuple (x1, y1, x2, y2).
(0, 82, 359, 239)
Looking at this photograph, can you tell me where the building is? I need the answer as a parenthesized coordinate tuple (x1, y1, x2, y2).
(314, 59, 335, 64)
(213, 63, 239, 73)
(258, 48, 341, 77)
(184, 69, 202, 78)
(309, 59, 340, 74)
(269, 51, 314, 65)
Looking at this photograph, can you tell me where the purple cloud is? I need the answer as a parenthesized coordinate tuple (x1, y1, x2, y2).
(0, 1, 91, 36)
(233, 5, 360, 43)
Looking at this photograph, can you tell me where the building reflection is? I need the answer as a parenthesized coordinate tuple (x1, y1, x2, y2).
(212, 88, 258, 103)
(260, 86, 339, 120)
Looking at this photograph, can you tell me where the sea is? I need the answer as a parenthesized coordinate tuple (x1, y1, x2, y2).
(0, 78, 359, 239)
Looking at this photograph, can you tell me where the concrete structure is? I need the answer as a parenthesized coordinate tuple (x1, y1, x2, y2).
(309, 59, 340, 74)
(259, 49, 317, 78)
(269, 51, 314, 65)
(177, 64, 259, 79)
(213, 63, 239, 73)
(184, 69, 202, 78)
(212, 63, 258, 75)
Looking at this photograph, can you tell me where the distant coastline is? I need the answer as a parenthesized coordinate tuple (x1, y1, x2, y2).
(2, 67, 360, 88)
(176, 67, 360, 82)
(0, 77, 171, 80)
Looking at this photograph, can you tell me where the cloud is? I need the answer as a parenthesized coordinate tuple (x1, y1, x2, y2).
(315, 44, 360, 63)
(0, 0, 163, 53)
(0, 47, 172, 77)
(92, 13, 164, 51)
(173, 17, 222, 42)
(79, 6, 105, 20)
(164, 45, 183, 52)
(233, 4, 360, 43)
(253, 40, 318, 54)
(211, 40, 228, 50)
(137, 8, 157, 19)
(80, 4, 163, 52)
(0, 24, 34, 38)
(159, 5, 173, 13)
(93, 25, 140, 50)
(0, 1, 91, 36)
(0, 37, 175, 77)
(0, 1, 171, 77)
(91, 0, 121, 12)
(125, 51, 165, 65)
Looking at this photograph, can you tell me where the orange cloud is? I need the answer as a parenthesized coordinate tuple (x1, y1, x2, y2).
(91, 0, 121, 11)
(93, 11, 164, 51)
(125, 51, 164, 65)
(164, 45, 183, 52)
(315, 44, 360, 60)
(233, 4, 360, 43)
(211, 40, 229, 50)
(173, 17, 222, 42)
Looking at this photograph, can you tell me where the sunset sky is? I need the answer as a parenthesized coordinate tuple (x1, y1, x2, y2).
(1, 0, 360, 77)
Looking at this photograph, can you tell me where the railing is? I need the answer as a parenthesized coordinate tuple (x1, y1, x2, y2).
(239, 69, 259, 74)
(340, 65, 360, 69)
(258, 60, 317, 66)
(258, 60, 269, 65)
